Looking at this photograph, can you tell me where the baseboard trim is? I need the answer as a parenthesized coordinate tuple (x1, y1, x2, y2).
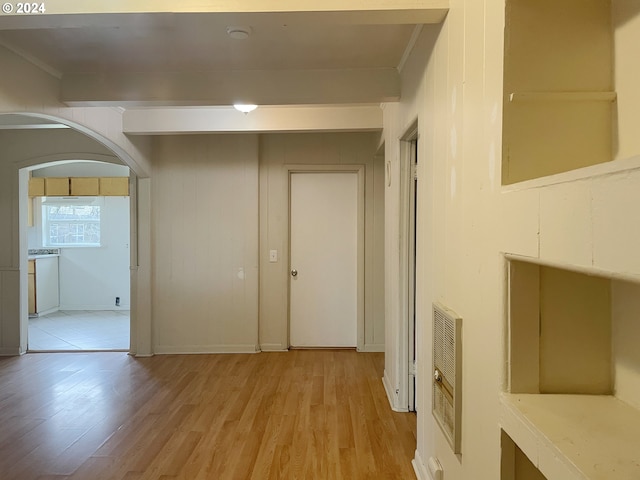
(259, 343, 288, 352)
(359, 343, 385, 352)
(154, 344, 260, 354)
(0, 347, 22, 356)
(58, 305, 131, 311)
(412, 449, 429, 480)
(382, 369, 409, 412)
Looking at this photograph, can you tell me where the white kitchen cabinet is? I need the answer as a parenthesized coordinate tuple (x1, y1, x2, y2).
(28, 255, 59, 315)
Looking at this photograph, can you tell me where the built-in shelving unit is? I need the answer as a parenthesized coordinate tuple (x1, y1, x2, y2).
(501, 0, 640, 477)
(502, 0, 616, 185)
(501, 394, 640, 480)
(502, 259, 640, 480)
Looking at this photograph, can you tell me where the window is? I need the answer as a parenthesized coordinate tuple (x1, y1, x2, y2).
(42, 197, 102, 247)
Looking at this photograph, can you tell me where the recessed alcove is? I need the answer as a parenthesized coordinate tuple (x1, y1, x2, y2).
(502, 0, 640, 185)
(502, 259, 640, 480)
(501, 431, 547, 480)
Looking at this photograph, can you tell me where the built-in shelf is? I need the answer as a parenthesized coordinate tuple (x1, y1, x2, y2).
(501, 393, 640, 480)
(508, 92, 617, 103)
(502, 0, 616, 185)
(504, 259, 640, 480)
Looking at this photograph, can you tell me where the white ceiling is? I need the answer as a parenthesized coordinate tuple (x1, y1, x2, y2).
(0, 15, 415, 73)
(0, 5, 447, 107)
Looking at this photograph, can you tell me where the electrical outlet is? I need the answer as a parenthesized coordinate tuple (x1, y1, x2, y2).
(115, 296, 120, 307)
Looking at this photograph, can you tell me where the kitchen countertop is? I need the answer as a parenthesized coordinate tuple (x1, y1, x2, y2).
(28, 248, 60, 260)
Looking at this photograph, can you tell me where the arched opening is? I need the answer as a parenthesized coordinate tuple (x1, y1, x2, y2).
(0, 112, 145, 355)
(23, 159, 131, 351)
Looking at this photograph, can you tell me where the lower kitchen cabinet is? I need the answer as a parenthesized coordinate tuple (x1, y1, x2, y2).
(28, 256, 59, 315)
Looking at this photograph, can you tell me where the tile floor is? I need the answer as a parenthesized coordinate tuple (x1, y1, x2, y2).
(28, 310, 130, 351)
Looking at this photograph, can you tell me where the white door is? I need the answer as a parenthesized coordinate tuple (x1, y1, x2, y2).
(289, 172, 358, 347)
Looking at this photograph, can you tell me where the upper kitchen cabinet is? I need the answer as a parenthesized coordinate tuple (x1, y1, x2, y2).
(28, 177, 45, 196)
(70, 177, 99, 196)
(29, 176, 129, 196)
(44, 177, 70, 196)
(99, 177, 129, 196)
(502, 0, 640, 185)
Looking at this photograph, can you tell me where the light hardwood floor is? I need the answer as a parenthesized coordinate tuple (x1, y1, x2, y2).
(0, 350, 417, 479)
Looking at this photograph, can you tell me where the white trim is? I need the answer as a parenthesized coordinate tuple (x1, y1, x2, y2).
(398, 25, 425, 73)
(259, 343, 288, 352)
(285, 164, 366, 351)
(504, 253, 640, 284)
(32, 306, 59, 316)
(124, 105, 383, 134)
(383, 369, 409, 412)
(57, 305, 131, 311)
(359, 343, 385, 352)
(154, 344, 261, 354)
(398, 121, 419, 412)
(0, 347, 23, 356)
(0, 39, 62, 79)
(412, 449, 430, 480)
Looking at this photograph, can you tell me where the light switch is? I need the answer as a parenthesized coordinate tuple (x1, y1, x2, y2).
(269, 249, 278, 263)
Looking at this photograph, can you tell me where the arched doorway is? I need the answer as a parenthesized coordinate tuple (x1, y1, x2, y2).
(0, 112, 149, 356)
(23, 159, 131, 351)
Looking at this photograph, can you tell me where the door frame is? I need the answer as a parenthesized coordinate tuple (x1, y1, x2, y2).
(285, 164, 365, 350)
(17, 156, 136, 353)
(399, 121, 418, 411)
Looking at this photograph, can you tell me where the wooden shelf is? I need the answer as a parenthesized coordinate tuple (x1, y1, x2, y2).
(500, 393, 640, 480)
(509, 92, 617, 103)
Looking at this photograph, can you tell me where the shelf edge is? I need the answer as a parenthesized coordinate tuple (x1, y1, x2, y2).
(509, 92, 617, 102)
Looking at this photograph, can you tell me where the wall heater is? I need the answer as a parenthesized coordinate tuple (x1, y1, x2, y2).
(432, 302, 462, 454)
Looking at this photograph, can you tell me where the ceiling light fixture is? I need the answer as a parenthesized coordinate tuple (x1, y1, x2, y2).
(233, 104, 258, 114)
(226, 26, 252, 40)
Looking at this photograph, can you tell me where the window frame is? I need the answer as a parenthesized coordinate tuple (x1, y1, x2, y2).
(41, 196, 104, 248)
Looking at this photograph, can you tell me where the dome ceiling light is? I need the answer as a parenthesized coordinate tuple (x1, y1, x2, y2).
(233, 104, 258, 114)
(226, 26, 252, 40)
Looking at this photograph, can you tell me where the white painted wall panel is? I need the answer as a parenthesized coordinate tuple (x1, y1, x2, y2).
(152, 135, 259, 353)
(259, 132, 384, 352)
(539, 182, 593, 268)
(592, 170, 640, 275)
(56, 197, 131, 310)
(500, 189, 540, 257)
(612, 280, 640, 410)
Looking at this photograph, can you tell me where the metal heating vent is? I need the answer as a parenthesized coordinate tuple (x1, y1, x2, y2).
(432, 302, 462, 454)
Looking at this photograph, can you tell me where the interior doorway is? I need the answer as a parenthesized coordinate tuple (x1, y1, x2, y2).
(400, 123, 419, 413)
(289, 171, 359, 347)
(22, 160, 131, 351)
(407, 137, 418, 412)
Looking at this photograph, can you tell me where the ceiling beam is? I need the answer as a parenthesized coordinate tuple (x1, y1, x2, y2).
(0, 1, 448, 25)
(123, 105, 383, 135)
(61, 68, 400, 107)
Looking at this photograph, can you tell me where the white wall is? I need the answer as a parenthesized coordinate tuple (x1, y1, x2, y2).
(384, 1, 508, 477)
(28, 194, 130, 310)
(0, 43, 151, 354)
(151, 135, 260, 353)
(611, 280, 640, 410)
(384, 1, 640, 479)
(0, 128, 126, 354)
(258, 132, 385, 352)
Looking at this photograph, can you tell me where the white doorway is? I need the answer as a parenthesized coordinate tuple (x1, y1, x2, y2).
(407, 138, 418, 412)
(399, 123, 418, 413)
(22, 161, 131, 351)
(289, 171, 360, 347)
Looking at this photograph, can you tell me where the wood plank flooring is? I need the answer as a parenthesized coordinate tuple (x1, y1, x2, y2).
(0, 350, 416, 479)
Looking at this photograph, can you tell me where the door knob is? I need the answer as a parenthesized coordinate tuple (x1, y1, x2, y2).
(291, 269, 298, 277)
